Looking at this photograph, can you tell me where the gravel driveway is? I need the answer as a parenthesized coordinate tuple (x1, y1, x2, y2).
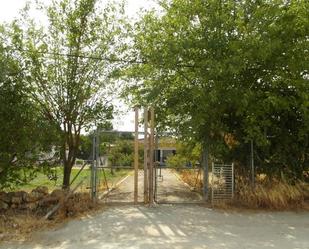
(2, 204, 309, 249)
(2, 170, 308, 249)
(102, 169, 202, 203)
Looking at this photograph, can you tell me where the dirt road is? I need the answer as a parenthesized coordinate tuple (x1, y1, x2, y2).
(155, 169, 202, 203)
(2, 170, 308, 249)
(102, 169, 202, 203)
(2, 204, 309, 249)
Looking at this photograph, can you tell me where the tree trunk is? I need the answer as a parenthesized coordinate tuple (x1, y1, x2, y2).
(62, 161, 73, 189)
(62, 140, 77, 189)
(61, 123, 80, 189)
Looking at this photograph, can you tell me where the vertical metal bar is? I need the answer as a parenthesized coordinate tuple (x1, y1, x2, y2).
(154, 159, 157, 202)
(143, 107, 148, 204)
(149, 107, 155, 205)
(91, 131, 96, 200)
(232, 163, 234, 198)
(95, 128, 99, 194)
(211, 162, 214, 204)
(160, 149, 163, 164)
(251, 139, 255, 187)
(159, 149, 162, 177)
(202, 146, 209, 201)
(134, 107, 139, 204)
(154, 132, 159, 201)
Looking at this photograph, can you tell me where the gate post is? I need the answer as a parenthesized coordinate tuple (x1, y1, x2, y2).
(202, 146, 209, 201)
(143, 107, 149, 203)
(91, 128, 98, 200)
(134, 107, 139, 204)
(149, 107, 155, 205)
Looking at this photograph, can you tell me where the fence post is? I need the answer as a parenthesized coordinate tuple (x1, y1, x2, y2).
(202, 146, 209, 201)
(250, 139, 255, 188)
(149, 107, 155, 205)
(232, 163, 234, 198)
(91, 129, 97, 200)
(211, 162, 214, 203)
(143, 107, 149, 204)
(134, 107, 139, 204)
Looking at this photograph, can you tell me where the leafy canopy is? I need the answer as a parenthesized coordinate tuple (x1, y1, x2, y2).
(125, 0, 309, 179)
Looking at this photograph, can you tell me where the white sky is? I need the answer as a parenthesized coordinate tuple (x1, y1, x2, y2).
(0, 0, 157, 132)
(0, 0, 157, 21)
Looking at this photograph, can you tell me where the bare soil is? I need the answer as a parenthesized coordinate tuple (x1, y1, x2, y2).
(1, 170, 308, 248)
(102, 169, 203, 203)
(1, 204, 309, 249)
(0, 192, 102, 242)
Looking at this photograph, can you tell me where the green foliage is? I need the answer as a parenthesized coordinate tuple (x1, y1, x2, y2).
(166, 155, 186, 168)
(0, 27, 59, 189)
(7, 0, 127, 188)
(109, 140, 134, 166)
(76, 135, 93, 160)
(166, 142, 201, 168)
(126, 0, 309, 180)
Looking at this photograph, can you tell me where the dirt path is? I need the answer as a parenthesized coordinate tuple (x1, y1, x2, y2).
(2, 171, 308, 248)
(102, 169, 202, 203)
(2, 205, 309, 249)
(155, 169, 202, 203)
(101, 170, 144, 203)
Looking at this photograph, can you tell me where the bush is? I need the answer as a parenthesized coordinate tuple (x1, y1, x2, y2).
(166, 155, 186, 168)
(75, 159, 84, 165)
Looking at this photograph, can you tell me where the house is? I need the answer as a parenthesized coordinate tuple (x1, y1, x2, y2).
(138, 136, 177, 165)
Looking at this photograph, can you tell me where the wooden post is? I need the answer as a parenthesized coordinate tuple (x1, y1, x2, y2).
(149, 107, 155, 205)
(143, 107, 149, 204)
(134, 107, 139, 204)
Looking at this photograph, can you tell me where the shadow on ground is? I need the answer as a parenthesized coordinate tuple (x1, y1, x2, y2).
(2, 204, 309, 249)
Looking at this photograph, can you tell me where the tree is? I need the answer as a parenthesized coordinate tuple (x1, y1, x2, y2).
(166, 141, 201, 168)
(109, 140, 134, 167)
(0, 24, 58, 189)
(17, 0, 125, 188)
(126, 0, 309, 180)
(76, 121, 113, 160)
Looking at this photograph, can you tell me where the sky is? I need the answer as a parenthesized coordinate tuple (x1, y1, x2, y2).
(0, 0, 157, 22)
(0, 0, 157, 132)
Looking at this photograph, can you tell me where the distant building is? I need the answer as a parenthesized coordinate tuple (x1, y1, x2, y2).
(138, 136, 177, 166)
(155, 147, 176, 165)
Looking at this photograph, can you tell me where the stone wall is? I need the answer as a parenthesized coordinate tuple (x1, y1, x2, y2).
(0, 187, 66, 212)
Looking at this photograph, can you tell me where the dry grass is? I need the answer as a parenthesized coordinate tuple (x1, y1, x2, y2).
(0, 211, 61, 241)
(178, 169, 203, 190)
(0, 192, 104, 242)
(178, 169, 309, 210)
(235, 178, 309, 210)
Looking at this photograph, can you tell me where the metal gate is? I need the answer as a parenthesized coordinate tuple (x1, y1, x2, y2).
(211, 163, 234, 204)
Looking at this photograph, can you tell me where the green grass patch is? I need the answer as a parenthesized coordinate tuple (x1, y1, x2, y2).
(9, 167, 131, 192)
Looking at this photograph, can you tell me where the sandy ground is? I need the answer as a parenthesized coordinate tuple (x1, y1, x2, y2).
(1, 204, 309, 249)
(102, 170, 144, 203)
(102, 169, 202, 203)
(0, 170, 309, 249)
(155, 169, 202, 203)
(2, 170, 308, 249)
